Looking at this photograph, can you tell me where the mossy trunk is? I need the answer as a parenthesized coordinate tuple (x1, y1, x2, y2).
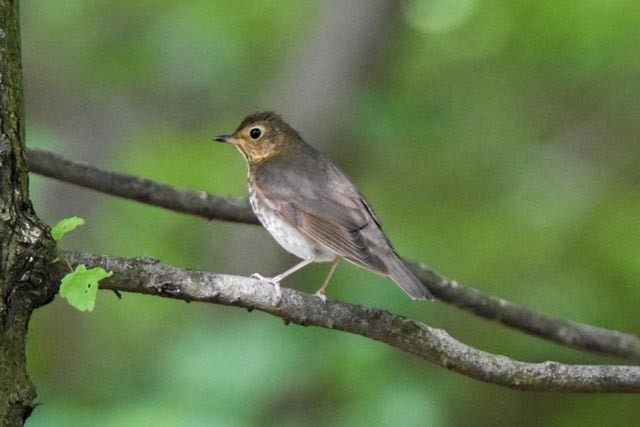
(0, 1, 57, 425)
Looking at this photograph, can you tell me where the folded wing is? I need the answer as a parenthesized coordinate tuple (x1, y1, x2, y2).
(253, 145, 433, 300)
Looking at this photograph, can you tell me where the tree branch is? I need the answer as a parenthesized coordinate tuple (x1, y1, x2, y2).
(60, 251, 640, 393)
(410, 265, 640, 361)
(27, 147, 640, 361)
(26, 148, 258, 224)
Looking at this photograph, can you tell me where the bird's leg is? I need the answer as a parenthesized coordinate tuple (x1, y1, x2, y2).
(271, 256, 316, 282)
(251, 256, 316, 298)
(315, 258, 340, 302)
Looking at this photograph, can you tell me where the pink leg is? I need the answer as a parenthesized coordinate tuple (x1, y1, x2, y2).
(315, 258, 340, 302)
(251, 256, 316, 298)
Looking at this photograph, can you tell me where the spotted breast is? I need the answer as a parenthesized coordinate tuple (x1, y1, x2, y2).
(248, 182, 336, 263)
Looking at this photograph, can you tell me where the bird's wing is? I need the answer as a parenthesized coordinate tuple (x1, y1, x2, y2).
(253, 156, 389, 273)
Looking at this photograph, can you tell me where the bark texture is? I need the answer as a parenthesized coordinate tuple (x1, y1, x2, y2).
(0, 2, 57, 424)
(62, 251, 640, 393)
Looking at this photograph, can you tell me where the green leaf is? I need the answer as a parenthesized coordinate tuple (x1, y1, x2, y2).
(60, 264, 112, 312)
(51, 217, 85, 241)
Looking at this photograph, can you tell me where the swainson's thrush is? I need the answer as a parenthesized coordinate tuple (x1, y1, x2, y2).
(215, 111, 432, 301)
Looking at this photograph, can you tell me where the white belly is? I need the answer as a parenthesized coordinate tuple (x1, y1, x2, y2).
(249, 189, 336, 262)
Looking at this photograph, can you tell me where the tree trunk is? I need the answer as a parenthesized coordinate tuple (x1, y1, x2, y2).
(0, 1, 57, 424)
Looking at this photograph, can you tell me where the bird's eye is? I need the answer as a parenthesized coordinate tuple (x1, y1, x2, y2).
(249, 127, 262, 140)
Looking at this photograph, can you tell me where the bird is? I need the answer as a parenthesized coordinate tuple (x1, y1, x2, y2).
(214, 111, 433, 301)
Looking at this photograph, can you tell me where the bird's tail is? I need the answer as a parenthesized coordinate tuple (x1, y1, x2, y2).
(387, 254, 434, 301)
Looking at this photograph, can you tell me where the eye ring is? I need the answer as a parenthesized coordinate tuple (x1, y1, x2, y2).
(249, 127, 262, 140)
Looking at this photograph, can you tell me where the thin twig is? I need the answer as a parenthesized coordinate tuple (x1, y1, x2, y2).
(61, 251, 640, 393)
(28, 148, 640, 361)
(26, 148, 258, 224)
(409, 265, 640, 361)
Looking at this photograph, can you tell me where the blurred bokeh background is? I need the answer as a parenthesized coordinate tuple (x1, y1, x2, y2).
(22, 0, 639, 425)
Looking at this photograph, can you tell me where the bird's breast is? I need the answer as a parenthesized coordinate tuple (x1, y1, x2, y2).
(248, 185, 335, 262)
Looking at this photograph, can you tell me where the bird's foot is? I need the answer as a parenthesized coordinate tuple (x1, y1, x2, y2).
(314, 288, 327, 303)
(251, 273, 282, 300)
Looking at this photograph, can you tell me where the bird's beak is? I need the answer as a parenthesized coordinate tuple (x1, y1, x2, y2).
(213, 134, 234, 143)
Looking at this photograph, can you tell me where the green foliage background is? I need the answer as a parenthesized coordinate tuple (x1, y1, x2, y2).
(23, 1, 639, 426)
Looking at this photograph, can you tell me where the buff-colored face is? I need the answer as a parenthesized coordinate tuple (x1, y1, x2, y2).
(215, 117, 285, 165)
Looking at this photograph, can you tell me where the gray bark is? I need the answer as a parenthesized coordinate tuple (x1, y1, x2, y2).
(62, 251, 640, 393)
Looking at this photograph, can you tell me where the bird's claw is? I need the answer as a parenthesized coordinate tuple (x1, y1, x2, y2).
(314, 289, 327, 303)
(251, 273, 282, 301)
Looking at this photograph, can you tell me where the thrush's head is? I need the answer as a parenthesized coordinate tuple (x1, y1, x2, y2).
(214, 111, 300, 166)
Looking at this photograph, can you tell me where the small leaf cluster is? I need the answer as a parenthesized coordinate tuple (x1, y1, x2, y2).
(53, 217, 112, 312)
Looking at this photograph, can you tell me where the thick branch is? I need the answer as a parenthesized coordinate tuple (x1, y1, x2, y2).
(61, 251, 640, 393)
(27, 148, 640, 361)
